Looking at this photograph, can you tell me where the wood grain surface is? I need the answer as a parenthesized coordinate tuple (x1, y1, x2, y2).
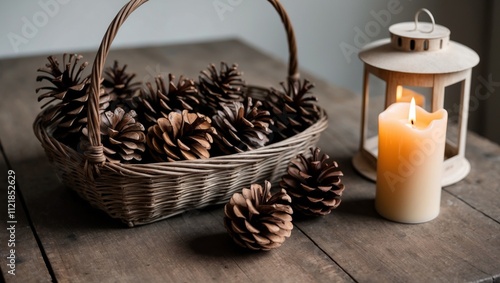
(0, 143, 52, 282)
(0, 39, 499, 282)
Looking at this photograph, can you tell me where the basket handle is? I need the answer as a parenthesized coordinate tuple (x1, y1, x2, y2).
(85, 0, 300, 167)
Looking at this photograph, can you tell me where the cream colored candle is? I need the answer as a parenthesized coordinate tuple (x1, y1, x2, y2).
(376, 98, 447, 223)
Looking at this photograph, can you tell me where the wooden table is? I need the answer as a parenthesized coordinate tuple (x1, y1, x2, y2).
(1, 39, 499, 283)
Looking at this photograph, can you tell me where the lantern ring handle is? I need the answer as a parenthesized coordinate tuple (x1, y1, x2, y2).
(413, 8, 435, 33)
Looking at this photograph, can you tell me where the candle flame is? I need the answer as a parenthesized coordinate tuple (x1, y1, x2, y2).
(396, 85, 403, 101)
(409, 97, 416, 125)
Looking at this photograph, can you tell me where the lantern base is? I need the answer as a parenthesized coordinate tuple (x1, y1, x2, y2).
(352, 152, 471, 187)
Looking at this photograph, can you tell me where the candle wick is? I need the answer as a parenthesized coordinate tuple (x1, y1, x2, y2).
(411, 119, 414, 125)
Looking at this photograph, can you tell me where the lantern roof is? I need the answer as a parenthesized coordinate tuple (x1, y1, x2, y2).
(359, 8, 479, 74)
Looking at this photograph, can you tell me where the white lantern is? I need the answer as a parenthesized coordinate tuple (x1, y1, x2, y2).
(352, 9, 480, 186)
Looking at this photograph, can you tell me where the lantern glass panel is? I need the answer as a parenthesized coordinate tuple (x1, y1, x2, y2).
(365, 73, 386, 157)
(443, 81, 464, 159)
(395, 86, 432, 112)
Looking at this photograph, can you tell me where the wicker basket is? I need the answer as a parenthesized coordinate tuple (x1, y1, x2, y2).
(33, 0, 328, 227)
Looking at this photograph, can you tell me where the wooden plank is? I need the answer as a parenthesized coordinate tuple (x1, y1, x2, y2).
(306, 82, 500, 282)
(308, 79, 500, 282)
(294, 161, 500, 282)
(0, 143, 52, 282)
(0, 39, 499, 282)
(0, 40, 353, 282)
(444, 131, 500, 223)
(11, 156, 352, 282)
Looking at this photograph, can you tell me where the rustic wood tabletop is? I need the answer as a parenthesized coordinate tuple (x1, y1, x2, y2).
(0, 39, 499, 283)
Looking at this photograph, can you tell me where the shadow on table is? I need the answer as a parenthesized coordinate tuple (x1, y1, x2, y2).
(335, 198, 377, 218)
(290, 198, 379, 227)
(187, 233, 267, 259)
(13, 154, 132, 230)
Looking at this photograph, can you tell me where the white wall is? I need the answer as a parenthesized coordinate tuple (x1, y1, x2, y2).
(0, 0, 484, 90)
(1, 0, 496, 143)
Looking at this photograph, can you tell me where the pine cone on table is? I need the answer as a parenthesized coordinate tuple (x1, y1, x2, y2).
(212, 97, 273, 155)
(266, 78, 320, 141)
(102, 60, 141, 111)
(36, 54, 110, 143)
(280, 147, 345, 216)
(198, 62, 246, 115)
(139, 74, 199, 127)
(146, 110, 216, 162)
(224, 181, 293, 251)
(81, 107, 146, 163)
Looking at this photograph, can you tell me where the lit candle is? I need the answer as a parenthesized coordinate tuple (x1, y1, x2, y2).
(396, 85, 425, 108)
(376, 98, 447, 223)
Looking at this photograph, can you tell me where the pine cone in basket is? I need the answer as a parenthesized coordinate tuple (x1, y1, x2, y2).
(266, 78, 320, 141)
(146, 110, 216, 162)
(198, 62, 246, 115)
(224, 181, 293, 251)
(280, 147, 345, 216)
(139, 74, 200, 127)
(212, 97, 273, 155)
(102, 60, 141, 111)
(81, 107, 146, 163)
(36, 54, 111, 143)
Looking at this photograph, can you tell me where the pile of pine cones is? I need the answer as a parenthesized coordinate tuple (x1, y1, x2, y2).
(223, 147, 346, 251)
(36, 54, 320, 163)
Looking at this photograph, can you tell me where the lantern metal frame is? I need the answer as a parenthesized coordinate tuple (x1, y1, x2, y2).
(352, 9, 480, 187)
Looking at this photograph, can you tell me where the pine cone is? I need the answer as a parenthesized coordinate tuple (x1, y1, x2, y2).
(224, 181, 293, 251)
(102, 60, 141, 111)
(81, 107, 146, 163)
(212, 97, 273, 155)
(280, 147, 345, 216)
(139, 74, 199, 127)
(266, 78, 320, 140)
(36, 54, 110, 142)
(198, 62, 246, 115)
(146, 110, 216, 162)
